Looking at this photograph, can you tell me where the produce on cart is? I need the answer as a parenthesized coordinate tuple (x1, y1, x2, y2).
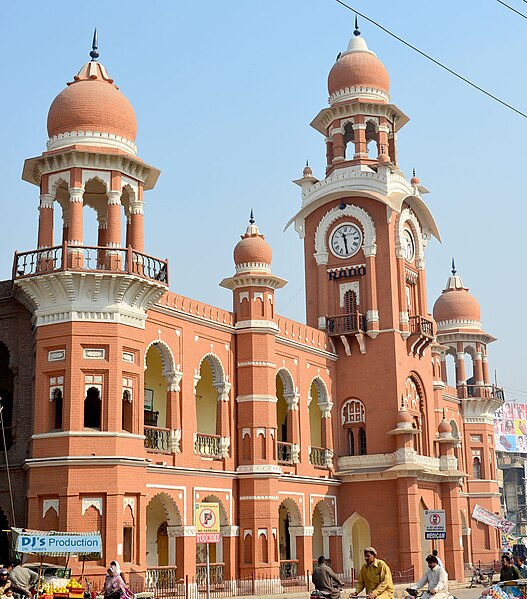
(12, 528, 102, 599)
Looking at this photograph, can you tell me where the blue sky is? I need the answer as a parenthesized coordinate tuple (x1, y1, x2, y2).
(2, 1, 525, 398)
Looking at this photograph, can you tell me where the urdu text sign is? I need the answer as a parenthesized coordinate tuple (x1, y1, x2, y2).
(424, 510, 446, 540)
(195, 502, 220, 544)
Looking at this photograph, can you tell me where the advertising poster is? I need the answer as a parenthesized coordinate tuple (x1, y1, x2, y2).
(494, 402, 527, 453)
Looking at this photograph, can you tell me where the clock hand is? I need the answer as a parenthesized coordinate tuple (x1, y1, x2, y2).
(342, 233, 349, 253)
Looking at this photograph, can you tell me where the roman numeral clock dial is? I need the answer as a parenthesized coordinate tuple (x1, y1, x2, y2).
(329, 223, 363, 258)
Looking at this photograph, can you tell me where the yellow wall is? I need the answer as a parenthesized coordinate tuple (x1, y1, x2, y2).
(196, 360, 217, 434)
(312, 507, 324, 559)
(309, 383, 322, 447)
(276, 376, 288, 442)
(145, 347, 167, 428)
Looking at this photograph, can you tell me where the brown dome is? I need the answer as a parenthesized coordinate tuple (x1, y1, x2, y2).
(438, 418, 452, 435)
(433, 289, 481, 323)
(396, 405, 413, 425)
(234, 220, 272, 268)
(47, 61, 137, 143)
(328, 35, 390, 103)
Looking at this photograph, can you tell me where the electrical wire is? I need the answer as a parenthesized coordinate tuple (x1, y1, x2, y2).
(496, 0, 527, 20)
(0, 401, 16, 529)
(334, 0, 527, 120)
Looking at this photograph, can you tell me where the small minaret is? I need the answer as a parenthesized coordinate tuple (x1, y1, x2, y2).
(220, 213, 286, 577)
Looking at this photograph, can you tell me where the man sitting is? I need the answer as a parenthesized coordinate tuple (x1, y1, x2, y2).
(414, 554, 448, 599)
(312, 556, 343, 599)
(351, 547, 394, 599)
(500, 554, 521, 581)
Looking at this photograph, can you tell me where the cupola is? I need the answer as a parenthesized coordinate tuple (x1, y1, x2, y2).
(46, 31, 138, 155)
(433, 260, 481, 328)
(233, 211, 273, 273)
(327, 18, 390, 105)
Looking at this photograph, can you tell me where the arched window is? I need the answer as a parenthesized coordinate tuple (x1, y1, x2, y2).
(365, 121, 377, 158)
(344, 122, 354, 159)
(344, 290, 357, 315)
(53, 388, 63, 430)
(342, 399, 366, 456)
(405, 375, 427, 455)
(0, 344, 14, 450)
(359, 427, 367, 455)
(84, 386, 101, 429)
(122, 389, 133, 433)
(473, 457, 482, 479)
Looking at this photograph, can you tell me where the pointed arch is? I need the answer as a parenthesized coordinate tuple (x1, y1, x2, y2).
(278, 498, 303, 527)
(146, 492, 182, 526)
(276, 368, 295, 400)
(197, 353, 226, 386)
(144, 340, 177, 379)
(309, 376, 331, 410)
(312, 499, 335, 527)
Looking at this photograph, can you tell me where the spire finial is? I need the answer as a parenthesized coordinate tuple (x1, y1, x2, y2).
(354, 14, 361, 36)
(442, 408, 446, 420)
(400, 395, 405, 410)
(90, 28, 99, 61)
(412, 167, 416, 178)
(306, 159, 309, 167)
(451, 257, 456, 276)
(249, 209, 255, 225)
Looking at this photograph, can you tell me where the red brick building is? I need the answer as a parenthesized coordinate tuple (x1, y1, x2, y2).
(0, 28, 502, 585)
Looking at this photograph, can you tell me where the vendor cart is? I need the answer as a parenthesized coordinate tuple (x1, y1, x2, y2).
(11, 528, 102, 599)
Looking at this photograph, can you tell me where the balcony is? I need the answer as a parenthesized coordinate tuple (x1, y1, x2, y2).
(409, 315, 434, 338)
(407, 315, 434, 357)
(326, 312, 366, 336)
(13, 243, 168, 285)
(458, 384, 505, 400)
(277, 441, 293, 464)
(144, 426, 170, 452)
(309, 446, 330, 469)
(145, 566, 179, 590)
(194, 433, 221, 458)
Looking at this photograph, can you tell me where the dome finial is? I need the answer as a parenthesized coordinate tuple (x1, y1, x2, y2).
(412, 167, 416, 178)
(249, 209, 255, 225)
(451, 257, 456, 276)
(354, 14, 361, 37)
(90, 28, 99, 61)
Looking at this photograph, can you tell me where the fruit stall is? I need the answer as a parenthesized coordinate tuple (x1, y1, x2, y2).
(12, 528, 102, 599)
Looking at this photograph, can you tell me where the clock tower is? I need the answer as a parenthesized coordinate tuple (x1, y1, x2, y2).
(287, 23, 469, 576)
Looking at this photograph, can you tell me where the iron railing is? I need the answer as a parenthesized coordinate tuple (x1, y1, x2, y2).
(145, 566, 179, 590)
(196, 563, 225, 588)
(195, 432, 221, 457)
(13, 243, 168, 285)
(326, 312, 366, 336)
(279, 559, 298, 580)
(144, 426, 171, 452)
(409, 315, 434, 338)
(460, 384, 505, 400)
(277, 441, 293, 464)
(309, 446, 328, 468)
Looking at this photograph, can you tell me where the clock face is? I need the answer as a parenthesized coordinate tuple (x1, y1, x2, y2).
(403, 229, 415, 262)
(330, 223, 363, 258)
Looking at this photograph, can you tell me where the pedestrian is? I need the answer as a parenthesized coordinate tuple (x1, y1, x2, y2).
(432, 550, 444, 570)
(0, 569, 29, 599)
(515, 555, 527, 578)
(500, 554, 521, 582)
(351, 547, 394, 599)
(9, 560, 38, 598)
(104, 565, 127, 599)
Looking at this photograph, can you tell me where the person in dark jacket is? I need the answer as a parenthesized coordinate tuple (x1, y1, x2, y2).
(312, 556, 343, 599)
(500, 554, 521, 582)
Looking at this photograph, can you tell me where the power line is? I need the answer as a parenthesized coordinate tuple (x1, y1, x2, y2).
(334, 0, 527, 120)
(497, 0, 527, 20)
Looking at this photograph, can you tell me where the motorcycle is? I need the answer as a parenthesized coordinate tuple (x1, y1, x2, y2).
(406, 587, 458, 599)
(311, 585, 344, 599)
(469, 566, 494, 588)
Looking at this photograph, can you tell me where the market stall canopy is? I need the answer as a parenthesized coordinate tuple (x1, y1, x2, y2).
(12, 528, 102, 558)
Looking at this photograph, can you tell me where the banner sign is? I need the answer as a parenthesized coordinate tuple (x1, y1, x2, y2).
(472, 505, 515, 534)
(424, 510, 446, 540)
(195, 502, 220, 544)
(16, 532, 102, 554)
(494, 402, 527, 453)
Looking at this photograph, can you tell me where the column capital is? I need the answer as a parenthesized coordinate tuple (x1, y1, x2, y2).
(69, 188, 84, 202)
(129, 200, 144, 215)
(107, 190, 122, 205)
(215, 382, 232, 401)
(166, 371, 183, 392)
(289, 526, 314, 537)
(97, 216, 108, 230)
(39, 194, 55, 209)
(322, 526, 343, 537)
